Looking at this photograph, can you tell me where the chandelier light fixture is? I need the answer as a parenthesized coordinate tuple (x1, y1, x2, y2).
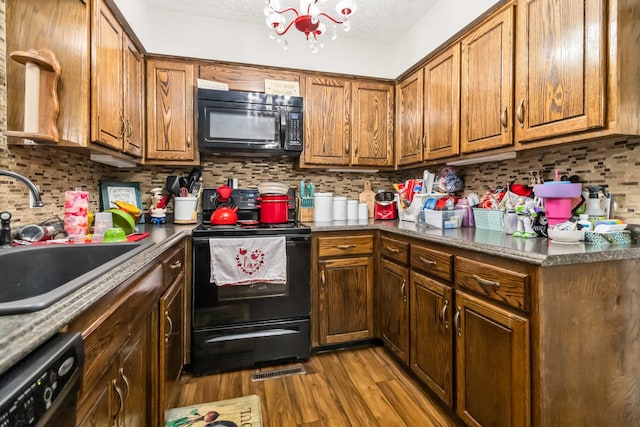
(264, 0, 357, 53)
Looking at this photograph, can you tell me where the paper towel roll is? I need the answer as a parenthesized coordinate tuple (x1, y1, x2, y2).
(64, 190, 89, 239)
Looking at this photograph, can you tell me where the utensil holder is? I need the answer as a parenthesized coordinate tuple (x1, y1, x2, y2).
(298, 197, 314, 222)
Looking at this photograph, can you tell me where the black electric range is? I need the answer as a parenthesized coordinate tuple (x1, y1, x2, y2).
(190, 187, 311, 375)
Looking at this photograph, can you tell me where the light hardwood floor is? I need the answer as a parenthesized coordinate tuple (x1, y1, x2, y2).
(173, 345, 462, 427)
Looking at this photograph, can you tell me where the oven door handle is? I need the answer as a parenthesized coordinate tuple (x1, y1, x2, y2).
(205, 328, 301, 343)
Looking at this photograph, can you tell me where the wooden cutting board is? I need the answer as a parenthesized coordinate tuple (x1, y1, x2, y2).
(358, 180, 376, 218)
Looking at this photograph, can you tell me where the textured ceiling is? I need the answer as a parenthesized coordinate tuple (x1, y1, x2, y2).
(145, 0, 440, 42)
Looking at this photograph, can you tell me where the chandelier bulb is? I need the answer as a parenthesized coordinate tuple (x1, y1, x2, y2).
(343, 19, 350, 32)
(269, 31, 276, 40)
(331, 29, 338, 40)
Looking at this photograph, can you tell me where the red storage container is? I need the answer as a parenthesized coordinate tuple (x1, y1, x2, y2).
(256, 194, 291, 223)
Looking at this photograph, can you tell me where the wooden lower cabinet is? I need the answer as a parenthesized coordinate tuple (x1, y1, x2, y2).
(454, 290, 530, 427)
(159, 274, 185, 411)
(314, 233, 374, 346)
(76, 267, 160, 427)
(318, 256, 374, 344)
(410, 271, 454, 408)
(72, 238, 188, 427)
(379, 259, 409, 364)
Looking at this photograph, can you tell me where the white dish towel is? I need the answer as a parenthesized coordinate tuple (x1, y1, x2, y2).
(209, 236, 287, 286)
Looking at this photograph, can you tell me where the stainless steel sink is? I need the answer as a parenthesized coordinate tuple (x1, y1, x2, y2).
(0, 241, 153, 315)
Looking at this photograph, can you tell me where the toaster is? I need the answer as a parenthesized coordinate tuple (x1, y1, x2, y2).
(374, 192, 398, 220)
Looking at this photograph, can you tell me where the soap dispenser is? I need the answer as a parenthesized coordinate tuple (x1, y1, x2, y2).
(0, 211, 12, 248)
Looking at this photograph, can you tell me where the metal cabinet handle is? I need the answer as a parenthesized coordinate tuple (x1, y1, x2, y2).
(118, 368, 130, 400)
(419, 257, 436, 266)
(112, 379, 124, 425)
(385, 246, 399, 254)
(345, 140, 350, 155)
(126, 119, 133, 138)
(187, 133, 192, 148)
(336, 244, 356, 250)
(320, 269, 326, 288)
(472, 274, 501, 288)
(170, 260, 182, 269)
(454, 306, 462, 337)
(401, 280, 407, 303)
(165, 309, 173, 343)
(500, 105, 508, 130)
(517, 99, 524, 128)
(441, 299, 449, 330)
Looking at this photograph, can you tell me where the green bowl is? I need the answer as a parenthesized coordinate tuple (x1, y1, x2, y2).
(103, 227, 127, 243)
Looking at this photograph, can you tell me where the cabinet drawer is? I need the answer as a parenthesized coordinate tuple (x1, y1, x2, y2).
(455, 256, 529, 312)
(317, 235, 373, 257)
(410, 244, 453, 282)
(380, 235, 409, 265)
(163, 243, 185, 287)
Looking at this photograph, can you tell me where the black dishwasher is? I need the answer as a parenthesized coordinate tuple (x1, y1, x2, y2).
(0, 333, 84, 426)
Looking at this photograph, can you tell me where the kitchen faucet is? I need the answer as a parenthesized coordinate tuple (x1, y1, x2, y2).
(0, 170, 44, 247)
(0, 170, 44, 208)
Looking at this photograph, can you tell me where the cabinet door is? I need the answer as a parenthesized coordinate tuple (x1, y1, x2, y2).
(352, 81, 394, 167)
(410, 271, 453, 407)
(122, 34, 144, 158)
(159, 276, 185, 411)
(396, 69, 424, 165)
(318, 256, 373, 344)
(379, 259, 409, 364)
(92, 0, 124, 150)
(515, 0, 605, 143)
(77, 375, 113, 427)
(146, 59, 197, 162)
(460, 6, 514, 153)
(455, 290, 530, 427)
(303, 77, 351, 165)
(424, 44, 460, 160)
(119, 317, 153, 427)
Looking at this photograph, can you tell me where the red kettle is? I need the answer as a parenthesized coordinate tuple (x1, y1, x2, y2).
(210, 206, 238, 225)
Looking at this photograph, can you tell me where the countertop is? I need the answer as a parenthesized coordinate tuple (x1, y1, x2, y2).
(305, 219, 640, 267)
(2, 218, 639, 377)
(0, 223, 194, 377)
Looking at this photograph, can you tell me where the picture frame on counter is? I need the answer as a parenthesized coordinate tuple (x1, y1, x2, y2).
(99, 181, 144, 223)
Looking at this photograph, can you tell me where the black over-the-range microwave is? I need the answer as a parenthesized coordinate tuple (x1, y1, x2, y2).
(197, 88, 303, 158)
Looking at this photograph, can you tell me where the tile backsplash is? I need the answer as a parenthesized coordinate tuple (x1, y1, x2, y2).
(2, 2, 639, 227)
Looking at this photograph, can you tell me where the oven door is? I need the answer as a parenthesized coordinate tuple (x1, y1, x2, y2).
(192, 234, 310, 329)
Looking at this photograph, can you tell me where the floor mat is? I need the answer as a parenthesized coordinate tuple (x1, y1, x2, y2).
(165, 394, 262, 427)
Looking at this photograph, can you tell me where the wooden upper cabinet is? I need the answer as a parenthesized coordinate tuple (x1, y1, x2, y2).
(122, 35, 144, 158)
(515, 0, 605, 143)
(92, 0, 124, 151)
(146, 58, 198, 163)
(460, 6, 514, 153)
(424, 44, 461, 160)
(351, 81, 394, 167)
(91, 0, 144, 158)
(396, 69, 424, 166)
(303, 76, 352, 166)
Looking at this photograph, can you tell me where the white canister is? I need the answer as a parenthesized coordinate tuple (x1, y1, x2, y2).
(174, 196, 198, 223)
(358, 203, 369, 221)
(347, 200, 358, 220)
(333, 196, 347, 221)
(314, 193, 333, 222)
